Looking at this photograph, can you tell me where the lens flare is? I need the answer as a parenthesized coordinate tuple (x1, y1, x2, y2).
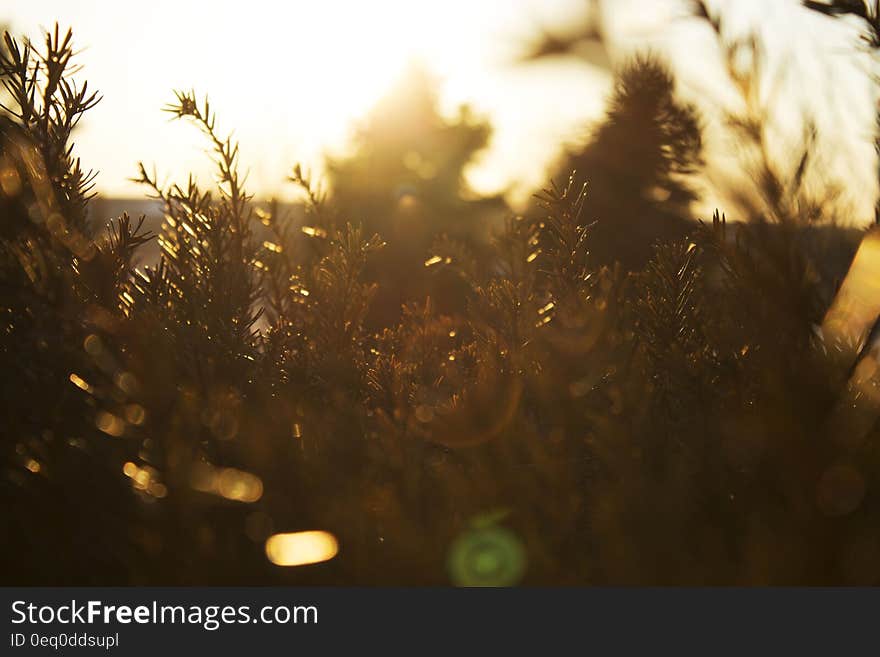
(191, 463, 263, 503)
(265, 531, 339, 567)
(448, 525, 526, 587)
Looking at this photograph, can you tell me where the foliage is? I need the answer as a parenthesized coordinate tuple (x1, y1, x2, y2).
(554, 57, 703, 269)
(327, 64, 506, 326)
(801, 0, 880, 222)
(1, 24, 879, 586)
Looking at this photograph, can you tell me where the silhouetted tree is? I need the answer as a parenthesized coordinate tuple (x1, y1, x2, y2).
(555, 56, 702, 268)
(327, 64, 507, 325)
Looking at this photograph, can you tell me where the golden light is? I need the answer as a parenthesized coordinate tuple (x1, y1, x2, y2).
(83, 334, 103, 356)
(10, 0, 583, 202)
(69, 373, 93, 393)
(95, 411, 125, 437)
(821, 228, 880, 351)
(217, 468, 263, 503)
(117, 0, 446, 198)
(265, 531, 339, 567)
(0, 159, 22, 197)
(122, 461, 167, 498)
(124, 403, 146, 425)
(190, 463, 263, 503)
(822, 228, 880, 453)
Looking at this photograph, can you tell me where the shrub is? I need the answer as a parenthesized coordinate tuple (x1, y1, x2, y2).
(1, 24, 878, 585)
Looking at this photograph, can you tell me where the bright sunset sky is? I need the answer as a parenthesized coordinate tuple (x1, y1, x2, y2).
(4, 0, 879, 222)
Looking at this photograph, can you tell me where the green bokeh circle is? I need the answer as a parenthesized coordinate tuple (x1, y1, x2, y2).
(448, 526, 526, 587)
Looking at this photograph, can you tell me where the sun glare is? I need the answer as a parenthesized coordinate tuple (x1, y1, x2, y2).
(140, 0, 443, 195)
(5, 0, 600, 201)
(243, 1, 427, 142)
(4, 0, 481, 198)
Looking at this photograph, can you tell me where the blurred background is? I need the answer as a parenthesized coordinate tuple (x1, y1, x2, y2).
(7, 0, 880, 586)
(4, 0, 877, 222)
